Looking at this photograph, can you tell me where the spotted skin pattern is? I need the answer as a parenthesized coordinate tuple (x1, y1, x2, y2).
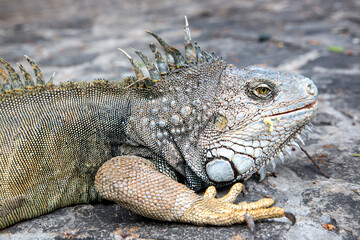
(0, 19, 317, 229)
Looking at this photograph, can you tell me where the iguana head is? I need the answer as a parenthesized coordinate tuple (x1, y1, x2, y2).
(198, 64, 318, 186)
(122, 18, 318, 190)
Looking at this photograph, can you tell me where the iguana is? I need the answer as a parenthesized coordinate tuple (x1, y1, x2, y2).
(0, 17, 318, 230)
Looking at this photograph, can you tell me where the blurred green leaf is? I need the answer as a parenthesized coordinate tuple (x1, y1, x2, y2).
(328, 45, 345, 53)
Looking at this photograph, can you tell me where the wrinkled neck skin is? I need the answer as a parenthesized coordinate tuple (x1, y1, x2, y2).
(125, 62, 318, 191)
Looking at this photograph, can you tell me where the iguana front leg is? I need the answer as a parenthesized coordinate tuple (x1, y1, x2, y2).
(95, 156, 295, 228)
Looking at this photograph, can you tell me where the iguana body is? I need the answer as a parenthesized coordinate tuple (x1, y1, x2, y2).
(0, 18, 318, 230)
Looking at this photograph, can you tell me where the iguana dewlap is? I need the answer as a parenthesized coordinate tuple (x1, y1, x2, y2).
(0, 17, 318, 230)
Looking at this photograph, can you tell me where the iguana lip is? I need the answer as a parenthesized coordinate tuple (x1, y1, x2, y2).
(269, 100, 318, 117)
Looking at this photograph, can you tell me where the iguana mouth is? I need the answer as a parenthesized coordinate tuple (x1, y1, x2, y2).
(269, 100, 318, 117)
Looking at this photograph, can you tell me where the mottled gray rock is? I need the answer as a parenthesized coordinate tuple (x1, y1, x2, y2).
(0, 0, 359, 239)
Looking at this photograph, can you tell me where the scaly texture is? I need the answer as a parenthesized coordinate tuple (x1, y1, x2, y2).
(96, 156, 290, 228)
(0, 18, 318, 230)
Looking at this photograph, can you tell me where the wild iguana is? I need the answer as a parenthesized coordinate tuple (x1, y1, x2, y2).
(0, 18, 318, 230)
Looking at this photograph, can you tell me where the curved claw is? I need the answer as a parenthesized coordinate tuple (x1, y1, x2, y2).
(285, 212, 296, 225)
(244, 212, 255, 232)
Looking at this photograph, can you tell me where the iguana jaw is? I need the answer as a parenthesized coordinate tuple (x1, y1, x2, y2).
(203, 121, 316, 185)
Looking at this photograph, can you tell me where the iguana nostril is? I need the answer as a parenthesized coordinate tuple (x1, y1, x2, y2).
(206, 159, 235, 183)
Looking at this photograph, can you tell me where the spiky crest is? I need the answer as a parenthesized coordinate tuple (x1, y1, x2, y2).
(119, 16, 221, 89)
(0, 57, 121, 101)
(0, 56, 56, 98)
(0, 17, 221, 98)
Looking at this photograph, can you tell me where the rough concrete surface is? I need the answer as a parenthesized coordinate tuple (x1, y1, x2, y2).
(0, 0, 359, 239)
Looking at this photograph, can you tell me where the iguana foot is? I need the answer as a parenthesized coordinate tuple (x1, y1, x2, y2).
(179, 183, 296, 230)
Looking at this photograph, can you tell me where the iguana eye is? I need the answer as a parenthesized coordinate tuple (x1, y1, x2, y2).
(215, 115, 227, 130)
(254, 84, 271, 97)
(256, 87, 269, 95)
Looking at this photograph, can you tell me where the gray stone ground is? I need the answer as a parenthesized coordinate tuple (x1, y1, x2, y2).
(0, 0, 359, 239)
